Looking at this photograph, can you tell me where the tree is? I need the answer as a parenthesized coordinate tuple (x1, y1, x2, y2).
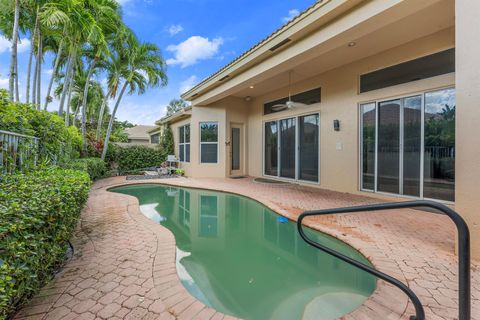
(101, 37, 168, 160)
(160, 125, 174, 156)
(8, 0, 19, 102)
(166, 98, 188, 116)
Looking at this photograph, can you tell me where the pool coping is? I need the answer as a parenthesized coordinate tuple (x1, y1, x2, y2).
(101, 178, 410, 320)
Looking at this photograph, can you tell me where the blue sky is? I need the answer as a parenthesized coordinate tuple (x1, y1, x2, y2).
(0, 0, 313, 125)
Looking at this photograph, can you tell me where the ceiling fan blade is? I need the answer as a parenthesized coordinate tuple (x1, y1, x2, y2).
(285, 100, 307, 109)
(271, 104, 288, 111)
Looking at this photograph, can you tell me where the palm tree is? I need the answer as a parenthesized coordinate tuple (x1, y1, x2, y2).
(8, 0, 19, 102)
(79, 0, 120, 151)
(101, 38, 167, 160)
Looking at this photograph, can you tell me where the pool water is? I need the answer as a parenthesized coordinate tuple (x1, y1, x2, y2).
(111, 184, 376, 320)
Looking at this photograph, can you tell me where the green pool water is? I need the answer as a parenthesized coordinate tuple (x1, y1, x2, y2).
(111, 184, 376, 320)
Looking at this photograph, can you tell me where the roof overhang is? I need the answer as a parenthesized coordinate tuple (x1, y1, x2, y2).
(181, 0, 451, 106)
(156, 106, 192, 125)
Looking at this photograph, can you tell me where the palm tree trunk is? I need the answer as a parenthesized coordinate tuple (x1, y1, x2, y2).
(65, 70, 75, 126)
(96, 87, 112, 140)
(58, 50, 75, 116)
(101, 82, 128, 161)
(36, 32, 42, 110)
(73, 102, 81, 126)
(9, 0, 20, 101)
(44, 37, 64, 110)
(14, 60, 19, 102)
(32, 51, 38, 105)
(26, 8, 39, 104)
(81, 56, 99, 152)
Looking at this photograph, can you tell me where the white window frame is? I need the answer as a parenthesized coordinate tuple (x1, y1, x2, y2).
(358, 86, 455, 203)
(199, 121, 219, 164)
(262, 112, 320, 185)
(179, 124, 190, 163)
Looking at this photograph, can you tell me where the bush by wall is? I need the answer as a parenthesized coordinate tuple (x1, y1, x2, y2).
(63, 158, 108, 181)
(0, 168, 90, 319)
(0, 89, 82, 167)
(110, 145, 165, 174)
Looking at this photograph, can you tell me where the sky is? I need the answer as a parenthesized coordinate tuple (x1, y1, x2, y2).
(0, 0, 314, 125)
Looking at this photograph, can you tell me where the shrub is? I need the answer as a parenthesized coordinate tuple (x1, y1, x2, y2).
(111, 145, 165, 174)
(0, 168, 90, 318)
(63, 158, 108, 181)
(0, 89, 82, 167)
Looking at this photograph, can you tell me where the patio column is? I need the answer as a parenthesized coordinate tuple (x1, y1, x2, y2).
(455, 0, 480, 259)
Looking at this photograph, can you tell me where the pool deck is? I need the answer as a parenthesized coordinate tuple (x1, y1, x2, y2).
(14, 176, 480, 320)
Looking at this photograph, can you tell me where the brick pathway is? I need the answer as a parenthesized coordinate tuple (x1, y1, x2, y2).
(14, 176, 480, 320)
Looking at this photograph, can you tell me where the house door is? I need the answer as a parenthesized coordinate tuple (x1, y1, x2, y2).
(230, 124, 243, 176)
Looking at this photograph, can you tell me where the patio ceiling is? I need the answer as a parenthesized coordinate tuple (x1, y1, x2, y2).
(191, 0, 454, 106)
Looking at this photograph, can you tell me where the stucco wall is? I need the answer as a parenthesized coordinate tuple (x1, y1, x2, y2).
(455, 0, 480, 258)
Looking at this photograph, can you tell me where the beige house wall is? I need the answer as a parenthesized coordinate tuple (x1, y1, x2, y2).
(248, 29, 454, 195)
(455, 0, 480, 257)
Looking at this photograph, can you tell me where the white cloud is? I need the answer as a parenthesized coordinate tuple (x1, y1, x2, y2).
(0, 36, 10, 54)
(0, 36, 31, 54)
(179, 75, 198, 94)
(44, 68, 53, 75)
(115, 101, 166, 125)
(166, 36, 224, 68)
(115, 0, 132, 4)
(167, 24, 184, 36)
(282, 9, 300, 23)
(0, 77, 8, 89)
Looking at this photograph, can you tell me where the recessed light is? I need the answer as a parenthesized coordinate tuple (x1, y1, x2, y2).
(348, 41, 356, 47)
(249, 85, 254, 89)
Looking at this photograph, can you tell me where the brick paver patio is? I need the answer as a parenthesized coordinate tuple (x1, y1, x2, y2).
(14, 176, 480, 320)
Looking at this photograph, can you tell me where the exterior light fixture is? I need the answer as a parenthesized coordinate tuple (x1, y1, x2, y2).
(245, 96, 252, 102)
(333, 119, 340, 131)
(348, 41, 356, 47)
(249, 85, 254, 89)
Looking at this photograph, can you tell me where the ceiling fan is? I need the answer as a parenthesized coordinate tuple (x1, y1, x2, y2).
(271, 71, 307, 112)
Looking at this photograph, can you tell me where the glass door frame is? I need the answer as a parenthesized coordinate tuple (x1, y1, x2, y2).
(359, 86, 455, 203)
(262, 112, 320, 184)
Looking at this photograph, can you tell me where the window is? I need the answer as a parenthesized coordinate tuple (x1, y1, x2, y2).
(360, 88, 455, 201)
(200, 122, 218, 163)
(150, 133, 160, 144)
(264, 113, 319, 182)
(179, 125, 190, 162)
(199, 195, 218, 237)
(360, 49, 455, 93)
(264, 88, 321, 115)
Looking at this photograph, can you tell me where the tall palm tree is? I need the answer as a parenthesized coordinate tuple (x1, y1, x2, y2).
(8, 0, 19, 102)
(101, 38, 167, 160)
(79, 0, 120, 151)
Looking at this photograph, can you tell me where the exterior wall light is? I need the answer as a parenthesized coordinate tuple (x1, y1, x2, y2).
(333, 119, 340, 131)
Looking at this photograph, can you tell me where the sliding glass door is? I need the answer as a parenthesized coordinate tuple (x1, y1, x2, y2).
(279, 118, 296, 179)
(264, 122, 278, 176)
(360, 88, 455, 201)
(299, 114, 319, 182)
(377, 99, 401, 194)
(264, 114, 319, 183)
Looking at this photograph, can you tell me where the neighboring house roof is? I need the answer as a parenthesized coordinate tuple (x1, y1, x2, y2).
(148, 126, 162, 135)
(156, 106, 192, 125)
(181, 0, 336, 100)
(124, 125, 157, 140)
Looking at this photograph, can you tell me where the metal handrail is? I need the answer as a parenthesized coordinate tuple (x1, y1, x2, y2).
(297, 200, 470, 320)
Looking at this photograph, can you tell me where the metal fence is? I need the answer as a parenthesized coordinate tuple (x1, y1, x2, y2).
(0, 130, 39, 173)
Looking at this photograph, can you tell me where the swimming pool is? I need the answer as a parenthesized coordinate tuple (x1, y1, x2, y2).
(111, 184, 376, 320)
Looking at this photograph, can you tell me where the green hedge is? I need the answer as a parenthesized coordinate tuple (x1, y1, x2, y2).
(63, 158, 108, 181)
(110, 145, 165, 174)
(0, 168, 91, 319)
(0, 89, 82, 167)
